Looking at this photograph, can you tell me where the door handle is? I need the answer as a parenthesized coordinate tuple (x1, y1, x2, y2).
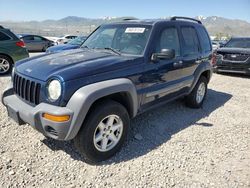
(195, 59, 202, 64)
(173, 61, 183, 67)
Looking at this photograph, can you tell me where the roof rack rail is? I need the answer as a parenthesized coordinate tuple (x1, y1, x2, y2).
(170, 16, 202, 24)
(122, 18, 138, 21)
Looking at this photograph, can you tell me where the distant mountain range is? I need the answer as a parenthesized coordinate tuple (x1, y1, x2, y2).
(195, 16, 250, 37)
(1, 16, 250, 37)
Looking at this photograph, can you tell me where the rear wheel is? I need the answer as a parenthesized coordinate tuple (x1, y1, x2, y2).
(185, 76, 208, 108)
(74, 100, 130, 164)
(0, 55, 13, 75)
(42, 45, 48, 52)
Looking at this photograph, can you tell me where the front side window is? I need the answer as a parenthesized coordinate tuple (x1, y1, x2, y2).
(155, 27, 180, 56)
(181, 27, 200, 56)
(0, 32, 11, 41)
(34, 36, 43, 41)
(225, 38, 250, 48)
(23, 36, 34, 41)
(83, 25, 152, 55)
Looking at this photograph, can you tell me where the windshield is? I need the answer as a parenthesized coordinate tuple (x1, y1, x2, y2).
(225, 38, 250, 48)
(68, 36, 86, 45)
(82, 25, 152, 55)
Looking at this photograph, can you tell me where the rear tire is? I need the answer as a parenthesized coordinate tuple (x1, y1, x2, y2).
(74, 100, 130, 164)
(42, 45, 48, 52)
(0, 55, 13, 75)
(185, 76, 208, 108)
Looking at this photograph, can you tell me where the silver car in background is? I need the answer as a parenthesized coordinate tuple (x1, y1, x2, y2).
(18, 34, 55, 52)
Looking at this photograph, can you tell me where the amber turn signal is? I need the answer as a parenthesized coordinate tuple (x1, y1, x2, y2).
(42, 113, 70, 122)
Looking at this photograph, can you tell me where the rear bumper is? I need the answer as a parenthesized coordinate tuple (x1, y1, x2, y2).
(2, 86, 74, 140)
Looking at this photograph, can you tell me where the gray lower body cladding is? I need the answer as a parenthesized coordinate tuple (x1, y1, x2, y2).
(2, 78, 138, 140)
(3, 89, 74, 140)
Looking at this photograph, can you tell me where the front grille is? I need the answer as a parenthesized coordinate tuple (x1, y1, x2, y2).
(223, 54, 249, 62)
(218, 66, 245, 71)
(13, 73, 41, 105)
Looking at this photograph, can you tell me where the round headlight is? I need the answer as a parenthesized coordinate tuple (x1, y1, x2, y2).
(47, 79, 61, 101)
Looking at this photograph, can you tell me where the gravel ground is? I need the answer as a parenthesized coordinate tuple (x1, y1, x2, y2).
(0, 72, 250, 188)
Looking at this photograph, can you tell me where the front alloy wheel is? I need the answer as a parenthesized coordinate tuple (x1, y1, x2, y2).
(74, 100, 130, 163)
(93, 115, 123, 152)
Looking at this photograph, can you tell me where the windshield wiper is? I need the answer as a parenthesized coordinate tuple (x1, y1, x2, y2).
(103, 47, 121, 55)
(81, 45, 89, 49)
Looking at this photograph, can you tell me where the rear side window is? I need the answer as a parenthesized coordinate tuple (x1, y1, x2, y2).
(181, 27, 200, 56)
(197, 27, 211, 53)
(0, 31, 11, 41)
(23, 36, 34, 41)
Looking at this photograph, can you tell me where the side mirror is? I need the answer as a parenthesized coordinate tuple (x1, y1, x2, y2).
(151, 49, 175, 62)
(219, 43, 225, 48)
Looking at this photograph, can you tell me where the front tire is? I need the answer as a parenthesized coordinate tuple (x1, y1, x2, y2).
(74, 100, 130, 164)
(185, 76, 208, 108)
(0, 55, 13, 75)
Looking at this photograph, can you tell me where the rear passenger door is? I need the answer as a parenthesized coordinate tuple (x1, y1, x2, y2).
(33, 36, 47, 51)
(22, 36, 34, 51)
(180, 26, 201, 79)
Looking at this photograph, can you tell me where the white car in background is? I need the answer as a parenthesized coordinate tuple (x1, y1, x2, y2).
(56, 35, 78, 44)
(212, 41, 220, 50)
(44, 36, 60, 44)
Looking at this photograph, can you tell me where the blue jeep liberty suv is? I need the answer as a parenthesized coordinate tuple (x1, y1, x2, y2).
(2, 17, 213, 163)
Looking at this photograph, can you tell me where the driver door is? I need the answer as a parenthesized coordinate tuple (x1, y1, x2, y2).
(142, 26, 186, 105)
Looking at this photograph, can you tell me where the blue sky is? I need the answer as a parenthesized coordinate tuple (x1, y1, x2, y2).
(0, 0, 249, 22)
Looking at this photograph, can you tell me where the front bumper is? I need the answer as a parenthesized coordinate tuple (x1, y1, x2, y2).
(214, 60, 250, 75)
(2, 86, 74, 140)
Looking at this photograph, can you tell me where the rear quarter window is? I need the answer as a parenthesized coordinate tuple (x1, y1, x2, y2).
(197, 26, 211, 53)
(0, 31, 11, 41)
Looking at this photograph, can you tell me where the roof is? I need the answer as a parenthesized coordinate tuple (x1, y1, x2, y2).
(17, 34, 43, 38)
(105, 19, 162, 26)
(17, 34, 31, 37)
(104, 17, 202, 26)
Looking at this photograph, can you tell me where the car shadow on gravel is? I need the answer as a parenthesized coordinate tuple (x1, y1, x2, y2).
(0, 73, 11, 78)
(42, 89, 232, 165)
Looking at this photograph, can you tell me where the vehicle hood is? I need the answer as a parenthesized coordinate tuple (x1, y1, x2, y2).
(216, 47, 250, 55)
(46, 44, 79, 53)
(15, 49, 140, 82)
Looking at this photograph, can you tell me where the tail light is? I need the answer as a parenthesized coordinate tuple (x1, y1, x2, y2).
(211, 52, 217, 66)
(16, 41, 26, 48)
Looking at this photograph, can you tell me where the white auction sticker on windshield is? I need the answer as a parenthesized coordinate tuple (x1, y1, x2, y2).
(125, 27, 145, 33)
